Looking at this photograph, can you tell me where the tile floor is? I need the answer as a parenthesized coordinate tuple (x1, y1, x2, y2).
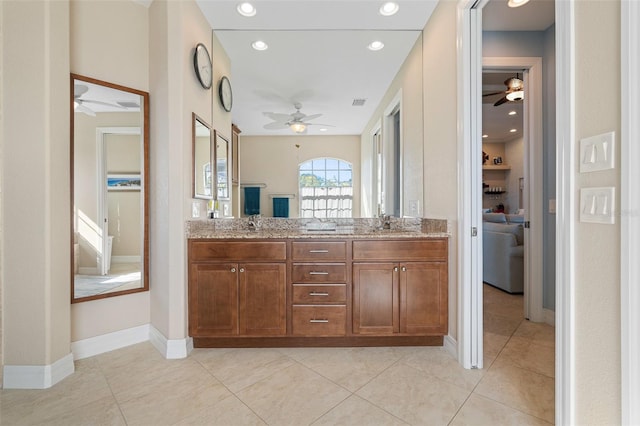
(0, 284, 555, 425)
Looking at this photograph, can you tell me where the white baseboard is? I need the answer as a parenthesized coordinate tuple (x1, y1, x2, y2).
(111, 256, 141, 264)
(543, 308, 556, 326)
(3, 353, 75, 389)
(78, 266, 99, 275)
(71, 324, 150, 360)
(149, 325, 193, 359)
(444, 334, 458, 359)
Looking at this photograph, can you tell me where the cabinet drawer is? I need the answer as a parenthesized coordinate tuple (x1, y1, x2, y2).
(292, 284, 346, 304)
(292, 305, 346, 336)
(352, 239, 447, 261)
(292, 263, 347, 283)
(291, 241, 346, 261)
(189, 241, 286, 262)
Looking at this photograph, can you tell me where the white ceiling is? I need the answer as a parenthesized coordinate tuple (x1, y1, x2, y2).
(73, 79, 141, 115)
(193, 0, 553, 137)
(196, 0, 438, 136)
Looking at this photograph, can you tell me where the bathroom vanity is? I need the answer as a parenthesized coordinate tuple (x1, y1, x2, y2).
(187, 218, 449, 348)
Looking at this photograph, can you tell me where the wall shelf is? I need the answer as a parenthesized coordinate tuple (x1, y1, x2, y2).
(482, 164, 511, 171)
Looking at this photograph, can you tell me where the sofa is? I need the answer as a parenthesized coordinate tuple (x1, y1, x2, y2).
(482, 212, 524, 293)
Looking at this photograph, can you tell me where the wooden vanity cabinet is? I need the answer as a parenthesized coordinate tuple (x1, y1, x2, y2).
(188, 240, 286, 337)
(290, 240, 348, 337)
(352, 239, 448, 335)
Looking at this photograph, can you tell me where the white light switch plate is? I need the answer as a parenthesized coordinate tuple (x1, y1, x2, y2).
(580, 187, 615, 224)
(580, 131, 615, 173)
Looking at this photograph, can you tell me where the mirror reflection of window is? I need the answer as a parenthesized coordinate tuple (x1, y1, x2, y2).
(299, 158, 353, 218)
(192, 113, 213, 199)
(71, 74, 149, 302)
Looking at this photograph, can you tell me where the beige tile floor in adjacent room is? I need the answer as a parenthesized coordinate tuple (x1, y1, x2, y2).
(0, 284, 555, 425)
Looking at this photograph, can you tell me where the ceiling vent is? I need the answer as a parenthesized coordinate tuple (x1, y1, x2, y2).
(352, 98, 367, 107)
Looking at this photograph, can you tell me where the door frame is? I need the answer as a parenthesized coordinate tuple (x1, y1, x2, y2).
(621, 0, 640, 423)
(457, 0, 575, 424)
(483, 56, 544, 324)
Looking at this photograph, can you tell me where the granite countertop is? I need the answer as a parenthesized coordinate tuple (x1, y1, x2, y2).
(186, 218, 449, 239)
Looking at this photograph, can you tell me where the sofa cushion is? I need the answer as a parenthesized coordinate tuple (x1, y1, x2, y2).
(483, 222, 524, 245)
(483, 212, 507, 223)
(506, 214, 525, 224)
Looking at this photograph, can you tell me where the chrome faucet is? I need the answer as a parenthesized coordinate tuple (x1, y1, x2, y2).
(247, 214, 262, 231)
(380, 214, 391, 230)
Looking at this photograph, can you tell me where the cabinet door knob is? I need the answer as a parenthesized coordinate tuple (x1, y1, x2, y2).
(239, 268, 245, 273)
(394, 266, 399, 272)
(401, 266, 407, 272)
(230, 267, 236, 273)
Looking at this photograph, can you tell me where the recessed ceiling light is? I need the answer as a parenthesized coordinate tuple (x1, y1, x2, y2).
(368, 41, 385, 51)
(508, 0, 530, 7)
(379, 2, 399, 16)
(251, 40, 268, 51)
(319, 128, 328, 132)
(482, 134, 488, 138)
(508, 110, 517, 116)
(237, 2, 256, 17)
(510, 128, 517, 133)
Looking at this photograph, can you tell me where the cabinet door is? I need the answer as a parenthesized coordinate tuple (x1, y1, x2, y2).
(352, 263, 399, 334)
(239, 263, 286, 335)
(189, 263, 239, 336)
(400, 262, 448, 334)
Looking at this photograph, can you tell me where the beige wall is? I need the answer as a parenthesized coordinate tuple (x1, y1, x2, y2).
(2, 0, 71, 366)
(361, 35, 424, 218)
(574, 1, 621, 423)
(421, 0, 459, 340)
(70, 0, 150, 341)
(240, 135, 361, 218)
(504, 137, 524, 213)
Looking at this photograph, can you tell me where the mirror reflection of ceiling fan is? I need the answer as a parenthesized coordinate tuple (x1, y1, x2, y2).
(483, 74, 525, 107)
(73, 84, 132, 116)
(263, 102, 334, 134)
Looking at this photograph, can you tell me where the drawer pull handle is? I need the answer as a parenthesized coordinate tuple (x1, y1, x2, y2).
(309, 292, 330, 296)
(309, 249, 329, 253)
(309, 271, 329, 275)
(309, 319, 329, 323)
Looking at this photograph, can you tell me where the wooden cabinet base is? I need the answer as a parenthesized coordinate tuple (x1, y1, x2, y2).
(193, 335, 443, 348)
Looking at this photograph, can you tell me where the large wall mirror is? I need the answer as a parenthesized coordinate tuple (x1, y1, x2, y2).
(70, 73, 149, 303)
(193, 113, 213, 199)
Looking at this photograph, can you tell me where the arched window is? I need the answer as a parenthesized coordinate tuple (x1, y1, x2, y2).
(299, 158, 353, 218)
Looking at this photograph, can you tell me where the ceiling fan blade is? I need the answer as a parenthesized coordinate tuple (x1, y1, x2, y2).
(75, 103, 96, 116)
(306, 123, 335, 127)
(74, 84, 88, 98)
(301, 113, 322, 121)
(81, 99, 125, 108)
(263, 121, 290, 130)
(263, 112, 293, 122)
(493, 96, 509, 107)
(482, 91, 504, 97)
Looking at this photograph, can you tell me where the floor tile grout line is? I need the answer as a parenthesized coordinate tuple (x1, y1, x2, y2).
(92, 358, 130, 425)
(467, 391, 554, 425)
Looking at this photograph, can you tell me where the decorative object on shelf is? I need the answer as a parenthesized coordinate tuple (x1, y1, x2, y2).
(493, 156, 503, 165)
(193, 43, 212, 89)
(483, 151, 489, 165)
(218, 76, 233, 112)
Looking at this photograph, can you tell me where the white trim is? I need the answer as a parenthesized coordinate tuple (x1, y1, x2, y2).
(555, 0, 576, 424)
(543, 308, 556, 327)
(456, 0, 485, 370)
(621, 0, 640, 424)
(71, 324, 150, 360)
(149, 325, 193, 359)
(444, 334, 458, 360)
(483, 57, 545, 323)
(111, 255, 142, 264)
(3, 353, 74, 389)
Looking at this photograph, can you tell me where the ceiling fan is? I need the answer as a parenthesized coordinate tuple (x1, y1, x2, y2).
(263, 102, 333, 134)
(73, 84, 127, 116)
(483, 74, 524, 107)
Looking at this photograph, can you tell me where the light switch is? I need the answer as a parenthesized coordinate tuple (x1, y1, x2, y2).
(549, 199, 556, 214)
(580, 131, 615, 172)
(580, 187, 615, 224)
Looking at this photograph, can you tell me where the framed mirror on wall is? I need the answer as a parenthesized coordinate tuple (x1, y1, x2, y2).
(70, 73, 149, 303)
(214, 130, 230, 200)
(192, 113, 213, 199)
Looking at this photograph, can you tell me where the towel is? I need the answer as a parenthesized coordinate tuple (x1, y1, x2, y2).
(244, 187, 260, 215)
(273, 197, 289, 218)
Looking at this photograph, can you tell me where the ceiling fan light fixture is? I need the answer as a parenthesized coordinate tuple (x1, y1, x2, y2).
(290, 122, 307, 133)
(368, 41, 384, 51)
(506, 90, 524, 101)
(379, 2, 399, 16)
(237, 2, 256, 17)
(507, 0, 530, 7)
(251, 40, 268, 51)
